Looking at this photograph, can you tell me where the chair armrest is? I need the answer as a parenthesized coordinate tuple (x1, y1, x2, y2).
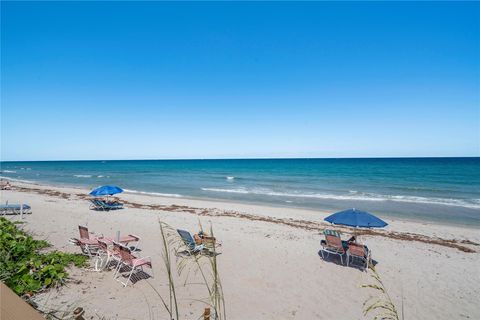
(133, 256, 152, 267)
(127, 234, 141, 242)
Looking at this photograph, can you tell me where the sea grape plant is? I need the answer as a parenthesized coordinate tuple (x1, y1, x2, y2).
(0, 217, 87, 295)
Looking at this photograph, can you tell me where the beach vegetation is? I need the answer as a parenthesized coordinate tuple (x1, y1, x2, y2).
(0, 217, 88, 296)
(153, 219, 226, 320)
(361, 265, 402, 320)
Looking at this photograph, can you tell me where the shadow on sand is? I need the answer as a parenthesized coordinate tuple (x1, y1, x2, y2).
(317, 250, 378, 271)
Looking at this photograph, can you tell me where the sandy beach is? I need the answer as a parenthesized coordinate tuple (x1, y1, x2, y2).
(0, 181, 478, 320)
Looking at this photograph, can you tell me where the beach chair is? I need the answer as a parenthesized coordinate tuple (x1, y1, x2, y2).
(0, 204, 31, 215)
(177, 229, 206, 255)
(94, 239, 123, 271)
(71, 225, 141, 258)
(320, 229, 346, 264)
(197, 231, 219, 249)
(72, 225, 102, 257)
(98, 199, 124, 211)
(89, 198, 123, 211)
(89, 198, 104, 210)
(346, 243, 370, 271)
(113, 242, 153, 287)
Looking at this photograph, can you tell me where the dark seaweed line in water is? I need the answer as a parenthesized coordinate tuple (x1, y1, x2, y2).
(12, 185, 479, 253)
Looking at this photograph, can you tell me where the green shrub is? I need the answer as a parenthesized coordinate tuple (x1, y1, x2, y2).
(0, 217, 87, 295)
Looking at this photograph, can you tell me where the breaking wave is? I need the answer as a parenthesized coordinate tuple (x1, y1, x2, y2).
(200, 187, 480, 209)
(123, 189, 182, 198)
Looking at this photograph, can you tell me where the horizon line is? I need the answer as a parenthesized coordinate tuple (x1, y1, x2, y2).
(1, 156, 479, 162)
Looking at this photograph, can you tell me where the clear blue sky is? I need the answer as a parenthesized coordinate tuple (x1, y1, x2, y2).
(1, 1, 479, 161)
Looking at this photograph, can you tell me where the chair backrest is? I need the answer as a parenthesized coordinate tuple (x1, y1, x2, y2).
(177, 229, 195, 250)
(78, 225, 89, 240)
(97, 239, 109, 251)
(112, 241, 122, 255)
(115, 242, 134, 265)
(325, 234, 343, 251)
(96, 199, 108, 206)
(323, 229, 341, 238)
(348, 243, 366, 257)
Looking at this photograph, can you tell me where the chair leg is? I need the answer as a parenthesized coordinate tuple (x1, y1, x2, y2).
(113, 261, 123, 279)
(123, 267, 135, 287)
(86, 245, 94, 258)
(94, 256, 101, 272)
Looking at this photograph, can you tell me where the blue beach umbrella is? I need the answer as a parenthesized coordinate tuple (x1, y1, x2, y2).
(89, 185, 124, 197)
(324, 208, 388, 228)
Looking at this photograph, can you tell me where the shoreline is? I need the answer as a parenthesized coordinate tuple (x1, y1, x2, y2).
(2, 176, 478, 229)
(6, 180, 480, 253)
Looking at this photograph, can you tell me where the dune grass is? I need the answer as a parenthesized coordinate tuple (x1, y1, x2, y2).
(361, 266, 402, 320)
(154, 218, 226, 320)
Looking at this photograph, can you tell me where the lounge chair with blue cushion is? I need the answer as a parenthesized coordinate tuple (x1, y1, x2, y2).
(89, 198, 123, 211)
(177, 229, 207, 255)
(99, 199, 123, 210)
(89, 199, 104, 210)
(0, 204, 32, 215)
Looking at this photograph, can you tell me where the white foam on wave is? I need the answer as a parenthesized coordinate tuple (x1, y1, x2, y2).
(203, 188, 250, 194)
(0, 176, 36, 184)
(378, 194, 480, 209)
(201, 187, 480, 209)
(74, 174, 92, 178)
(123, 189, 182, 198)
(202, 187, 384, 201)
(226, 176, 235, 180)
(97, 175, 104, 178)
(1, 170, 16, 173)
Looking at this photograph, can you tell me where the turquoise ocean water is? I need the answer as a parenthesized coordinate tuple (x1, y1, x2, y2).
(1, 158, 479, 226)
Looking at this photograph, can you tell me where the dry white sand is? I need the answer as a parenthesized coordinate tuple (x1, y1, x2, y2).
(1, 181, 479, 320)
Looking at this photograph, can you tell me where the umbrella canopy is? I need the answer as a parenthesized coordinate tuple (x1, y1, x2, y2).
(89, 185, 124, 197)
(324, 208, 388, 228)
